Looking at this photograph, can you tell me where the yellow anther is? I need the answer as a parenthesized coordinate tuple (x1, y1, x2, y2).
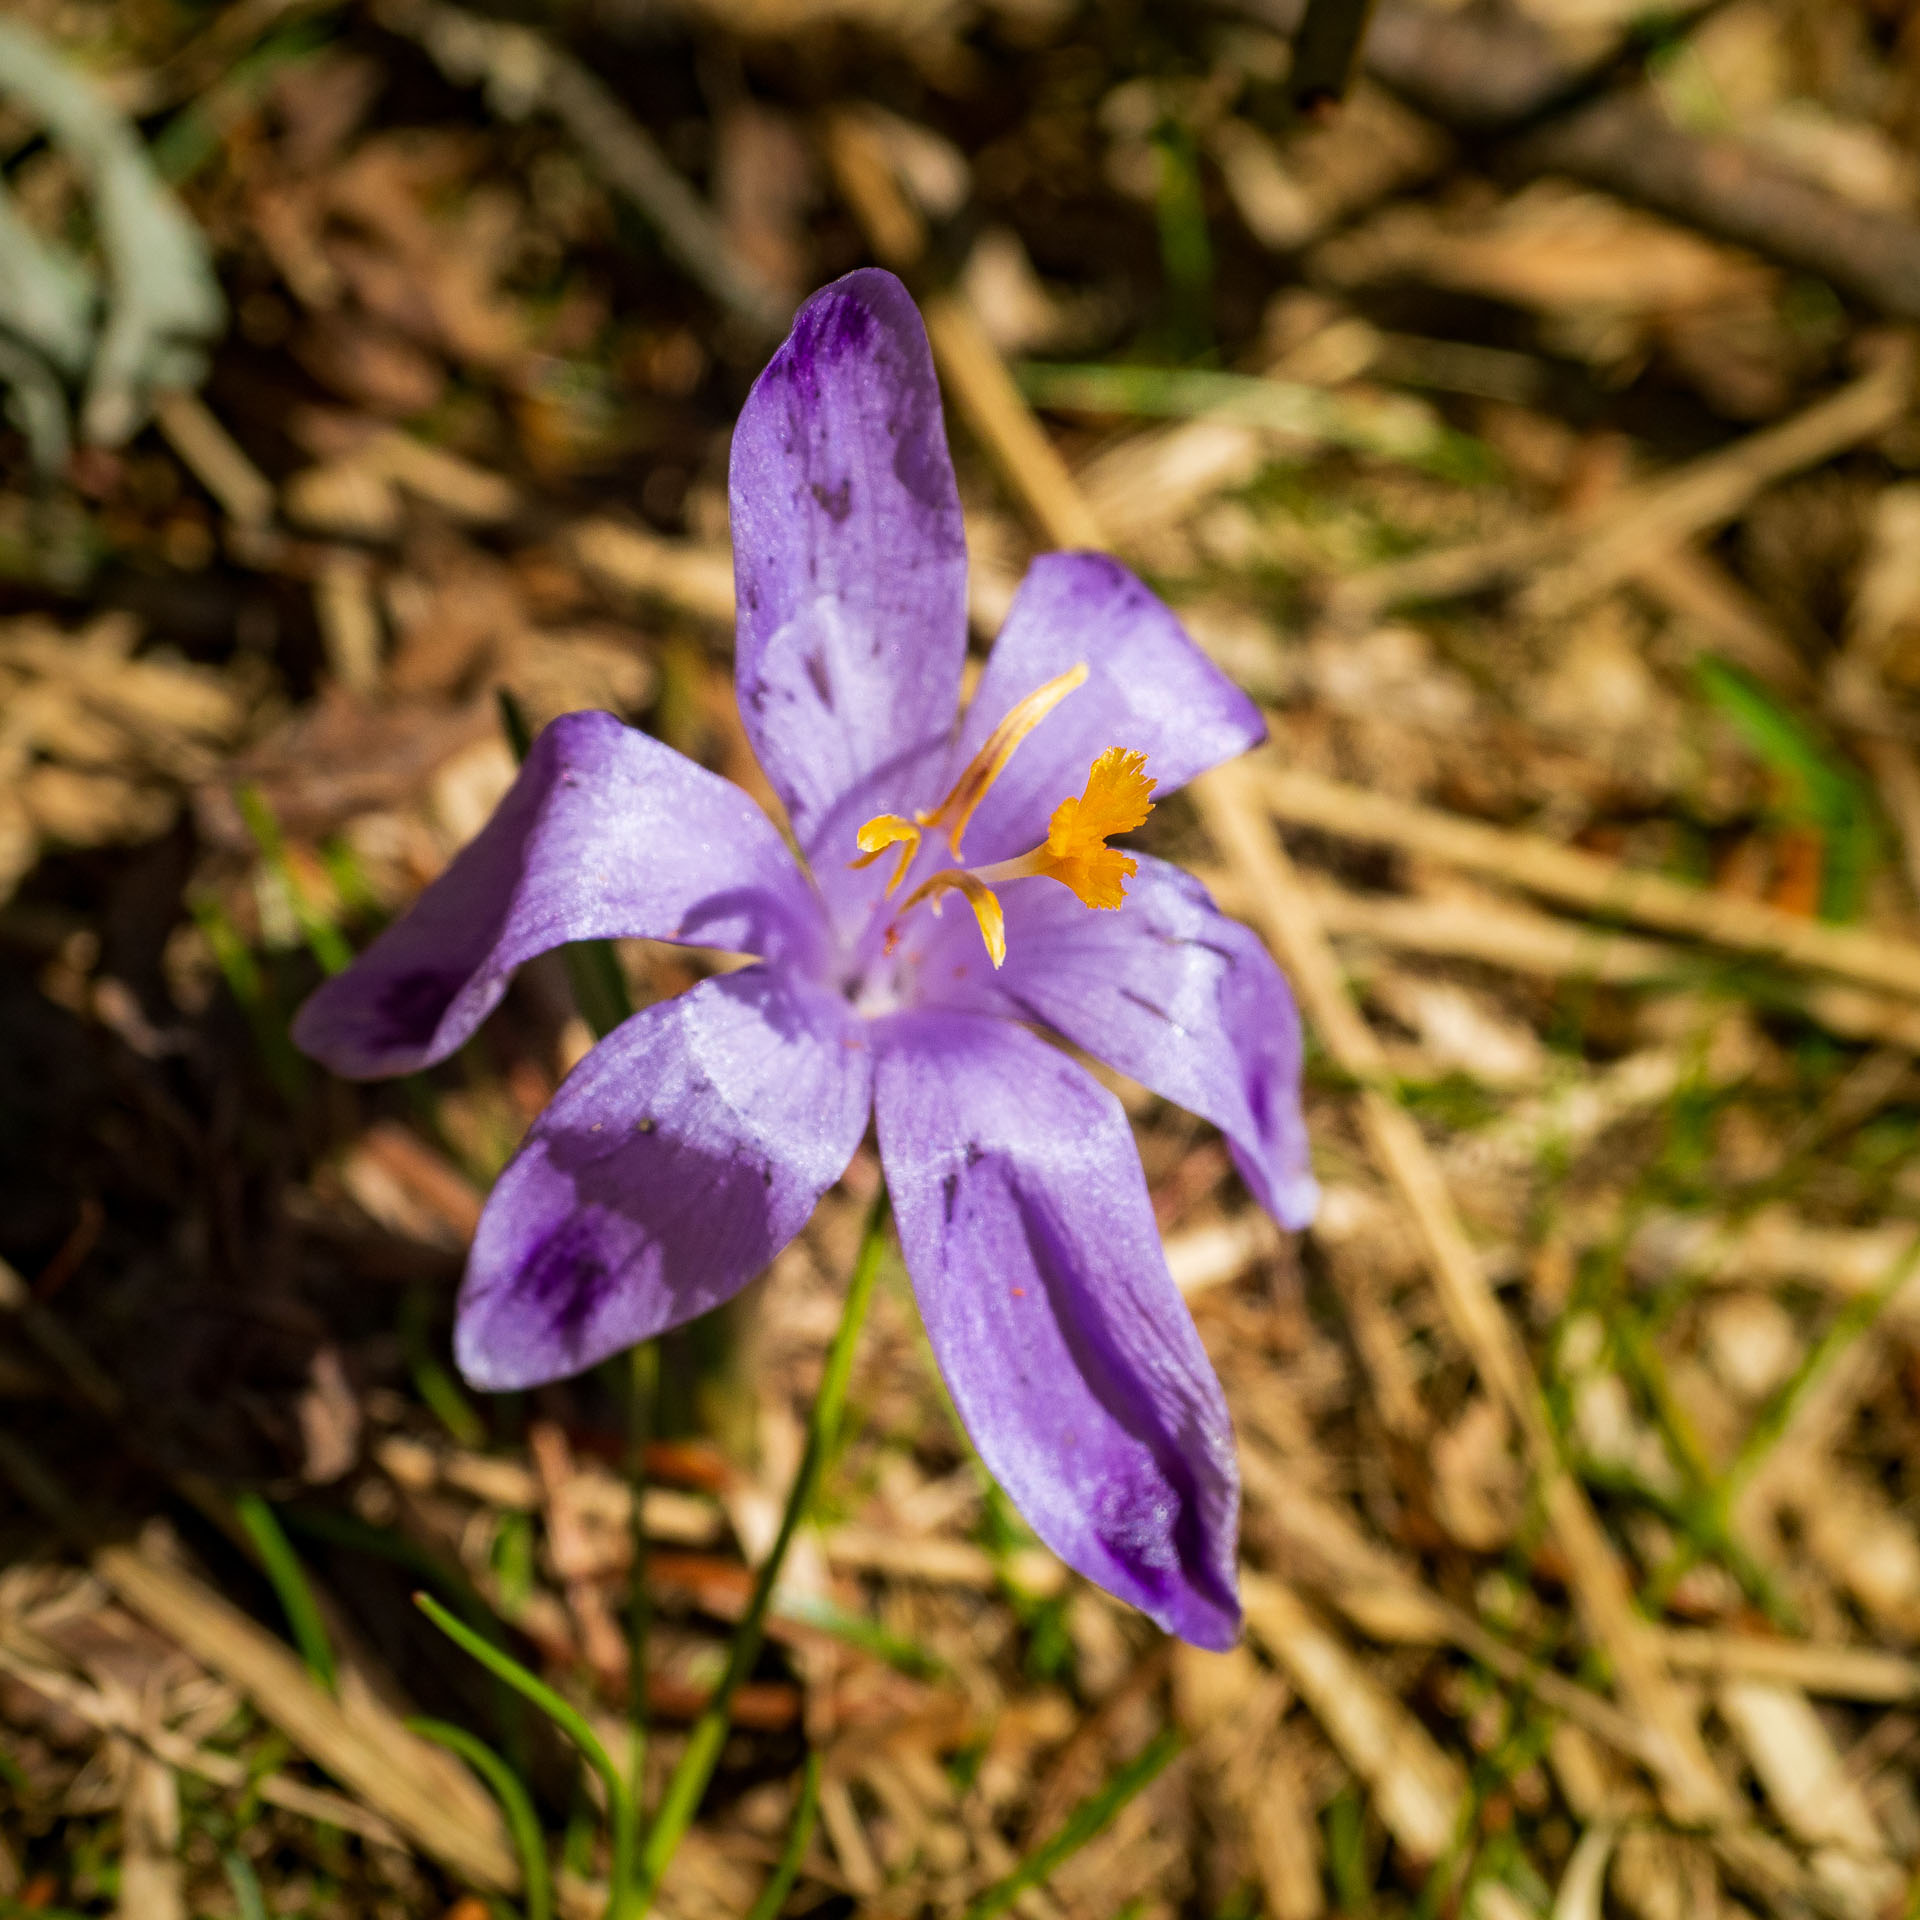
(850, 814, 921, 895)
(852, 663, 1086, 893)
(880, 748, 1156, 969)
(918, 663, 1088, 858)
(899, 866, 1007, 968)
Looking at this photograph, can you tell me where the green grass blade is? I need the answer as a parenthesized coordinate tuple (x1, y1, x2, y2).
(1694, 655, 1880, 921)
(1014, 360, 1481, 476)
(413, 1592, 636, 1919)
(222, 1849, 272, 1920)
(191, 893, 305, 1101)
(409, 1716, 553, 1920)
(400, 1286, 488, 1448)
(744, 1751, 822, 1920)
(234, 1493, 337, 1693)
(237, 783, 354, 976)
(635, 1189, 891, 1910)
(962, 1729, 1183, 1920)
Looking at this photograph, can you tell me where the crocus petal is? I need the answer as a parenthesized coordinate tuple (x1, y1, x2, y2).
(292, 710, 822, 1079)
(730, 268, 969, 846)
(457, 965, 872, 1390)
(921, 855, 1318, 1229)
(874, 1010, 1241, 1648)
(954, 553, 1265, 865)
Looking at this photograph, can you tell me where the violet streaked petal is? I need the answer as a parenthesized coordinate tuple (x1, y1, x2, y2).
(955, 553, 1264, 865)
(292, 710, 821, 1079)
(917, 856, 1317, 1229)
(729, 269, 969, 846)
(456, 965, 872, 1390)
(873, 1010, 1241, 1648)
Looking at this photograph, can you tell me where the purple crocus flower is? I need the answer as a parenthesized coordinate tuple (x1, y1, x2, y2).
(293, 269, 1315, 1650)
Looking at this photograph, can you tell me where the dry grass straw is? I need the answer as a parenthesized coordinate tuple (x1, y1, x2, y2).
(1331, 339, 1912, 621)
(94, 1542, 521, 1892)
(0, 1638, 407, 1848)
(1240, 1573, 1464, 1863)
(1251, 760, 1920, 1003)
(1196, 769, 1736, 1825)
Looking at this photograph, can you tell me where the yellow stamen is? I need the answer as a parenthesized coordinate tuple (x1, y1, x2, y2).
(850, 814, 921, 896)
(919, 663, 1088, 858)
(882, 748, 1156, 969)
(898, 866, 1007, 967)
(850, 663, 1086, 890)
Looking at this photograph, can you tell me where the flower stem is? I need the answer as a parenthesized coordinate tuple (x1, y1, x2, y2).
(626, 1339, 657, 1810)
(633, 1186, 890, 1910)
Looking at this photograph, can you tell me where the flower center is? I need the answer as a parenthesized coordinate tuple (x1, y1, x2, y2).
(849, 665, 1157, 969)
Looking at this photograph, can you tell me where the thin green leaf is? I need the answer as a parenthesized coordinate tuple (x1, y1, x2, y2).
(401, 1286, 488, 1448)
(743, 1752, 822, 1920)
(235, 1493, 337, 1693)
(962, 1729, 1183, 1920)
(191, 893, 304, 1100)
(237, 783, 353, 976)
(409, 1716, 553, 1920)
(1694, 655, 1880, 921)
(636, 1188, 891, 1910)
(1016, 360, 1488, 479)
(222, 1849, 272, 1920)
(413, 1592, 636, 1920)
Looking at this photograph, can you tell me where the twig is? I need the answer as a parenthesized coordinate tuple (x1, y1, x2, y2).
(1241, 1574, 1465, 1860)
(1356, 0, 1608, 130)
(1331, 348, 1911, 621)
(375, 0, 789, 339)
(1514, 90, 1920, 326)
(1288, 0, 1381, 111)
(1654, 1632, 1920, 1704)
(1521, 343, 1912, 620)
(1248, 761, 1920, 1003)
(151, 389, 275, 529)
(1347, 0, 1920, 325)
(0, 1641, 407, 1850)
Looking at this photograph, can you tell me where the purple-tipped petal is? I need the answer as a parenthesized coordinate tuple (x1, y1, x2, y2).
(292, 711, 822, 1078)
(457, 965, 872, 1390)
(873, 1010, 1241, 1648)
(921, 856, 1318, 1229)
(730, 269, 969, 847)
(955, 554, 1264, 865)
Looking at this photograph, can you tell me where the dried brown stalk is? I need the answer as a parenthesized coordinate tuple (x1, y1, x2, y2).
(1332, 347, 1910, 621)
(1195, 768, 1735, 1823)
(1250, 761, 1920, 1004)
